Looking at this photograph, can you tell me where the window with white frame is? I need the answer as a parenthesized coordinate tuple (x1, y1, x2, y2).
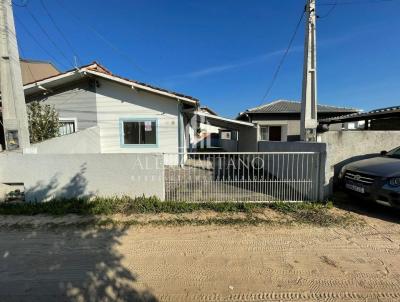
(121, 119, 157, 145)
(59, 118, 77, 136)
(260, 127, 269, 141)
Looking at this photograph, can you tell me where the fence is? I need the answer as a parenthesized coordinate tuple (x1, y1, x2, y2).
(164, 152, 323, 202)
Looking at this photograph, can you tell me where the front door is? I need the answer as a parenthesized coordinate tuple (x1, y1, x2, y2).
(269, 126, 282, 141)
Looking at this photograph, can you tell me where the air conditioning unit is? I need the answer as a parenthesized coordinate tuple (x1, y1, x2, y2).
(220, 131, 231, 140)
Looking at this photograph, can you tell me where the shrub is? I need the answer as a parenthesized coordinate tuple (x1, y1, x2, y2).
(27, 101, 60, 143)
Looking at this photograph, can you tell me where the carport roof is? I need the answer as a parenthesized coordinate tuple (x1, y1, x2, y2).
(194, 111, 255, 129)
(319, 106, 400, 124)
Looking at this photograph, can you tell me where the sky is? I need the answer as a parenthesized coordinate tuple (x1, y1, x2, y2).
(14, 0, 400, 118)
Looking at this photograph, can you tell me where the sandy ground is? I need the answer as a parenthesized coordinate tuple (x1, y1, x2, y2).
(0, 207, 400, 301)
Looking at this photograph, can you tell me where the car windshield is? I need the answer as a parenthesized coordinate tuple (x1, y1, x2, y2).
(386, 147, 400, 159)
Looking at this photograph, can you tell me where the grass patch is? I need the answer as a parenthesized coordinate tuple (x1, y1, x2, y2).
(0, 195, 324, 215)
(0, 196, 362, 227)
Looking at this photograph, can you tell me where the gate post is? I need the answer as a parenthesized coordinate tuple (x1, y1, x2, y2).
(317, 150, 327, 201)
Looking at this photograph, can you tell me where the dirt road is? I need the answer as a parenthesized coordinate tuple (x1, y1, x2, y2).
(0, 213, 400, 301)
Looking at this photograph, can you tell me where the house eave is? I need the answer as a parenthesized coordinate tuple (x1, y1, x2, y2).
(22, 65, 199, 107)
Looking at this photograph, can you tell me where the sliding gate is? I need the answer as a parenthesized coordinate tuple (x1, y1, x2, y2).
(164, 152, 323, 202)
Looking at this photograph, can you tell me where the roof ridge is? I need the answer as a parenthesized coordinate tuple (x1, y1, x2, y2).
(245, 99, 359, 113)
(246, 99, 288, 112)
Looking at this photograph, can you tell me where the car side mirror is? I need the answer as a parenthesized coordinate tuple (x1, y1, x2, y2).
(380, 150, 387, 156)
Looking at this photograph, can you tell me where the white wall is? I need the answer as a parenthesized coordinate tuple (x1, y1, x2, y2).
(319, 131, 400, 196)
(30, 126, 101, 154)
(0, 153, 164, 202)
(95, 80, 180, 154)
(252, 118, 300, 141)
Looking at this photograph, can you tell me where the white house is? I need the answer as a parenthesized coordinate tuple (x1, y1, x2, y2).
(18, 62, 200, 161)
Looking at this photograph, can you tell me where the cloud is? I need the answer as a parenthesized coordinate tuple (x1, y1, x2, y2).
(168, 46, 302, 81)
(166, 31, 360, 84)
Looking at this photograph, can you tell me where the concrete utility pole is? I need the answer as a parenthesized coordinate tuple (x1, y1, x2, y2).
(0, 0, 30, 150)
(300, 0, 318, 142)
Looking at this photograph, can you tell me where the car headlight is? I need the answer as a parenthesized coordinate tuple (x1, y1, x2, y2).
(338, 166, 347, 179)
(389, 177, 400, 187)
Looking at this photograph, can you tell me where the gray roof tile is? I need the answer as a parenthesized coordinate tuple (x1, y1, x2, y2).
(245, 100, 359, 114)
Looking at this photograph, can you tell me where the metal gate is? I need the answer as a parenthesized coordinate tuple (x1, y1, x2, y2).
(164, 152, 323, 202)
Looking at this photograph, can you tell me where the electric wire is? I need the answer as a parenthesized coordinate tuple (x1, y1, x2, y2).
(12, 0, 28, 8)
(24, 5, 74, 68)
(39, 0, 81, 66)
(318, 0, 338, 18)
(14, 15, 69, 70)
(18, 44, 38, 85)
(259, 5, 306, 105)
(320, 0, 399, 6)
(55, 0, 150, 77)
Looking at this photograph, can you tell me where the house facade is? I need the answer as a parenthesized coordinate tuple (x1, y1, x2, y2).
(237, 100, 359, 142)
(17, 62, 199, 159)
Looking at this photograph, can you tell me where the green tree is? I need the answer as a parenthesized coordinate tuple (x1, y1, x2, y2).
(27, 101, 60, 143)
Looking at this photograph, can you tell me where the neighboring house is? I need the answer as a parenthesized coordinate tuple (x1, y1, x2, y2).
(19, 59, 60, 85)
(193, 107, 221, 149)
(319, 105, 400, 131)
(3, 62, 199, 158)
(237, 100, 359, 142)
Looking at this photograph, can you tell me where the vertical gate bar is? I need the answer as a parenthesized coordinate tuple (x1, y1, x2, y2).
(286, 153, 289, 201)
(212, 154, 215, 202)
(252, 154, 255, 202)
(267, 153, 270, 202)
(301, 153, 304, 201)
(306, 154, 309, 201)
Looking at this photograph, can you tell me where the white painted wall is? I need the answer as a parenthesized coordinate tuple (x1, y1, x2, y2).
(95, 79, 180, 154)
(29, 126, 101, 154)
(0, 153, 164, 201)
(319, 131, 400, 196)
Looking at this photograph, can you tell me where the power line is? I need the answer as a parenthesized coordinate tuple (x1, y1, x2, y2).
(318, 0, 338, 18)
(320, 0, 399, 6)
(18, 44, 38, 84)
(39, 0, 81, 66)
(55, 0, 150, 77)
(24, 5, 74, 68)
(259, 6, 306, 105)
(12, 0, 28, 7)
(14, 15, 69, 70)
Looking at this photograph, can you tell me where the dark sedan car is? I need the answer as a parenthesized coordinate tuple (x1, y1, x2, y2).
(338, 146, 400, 208)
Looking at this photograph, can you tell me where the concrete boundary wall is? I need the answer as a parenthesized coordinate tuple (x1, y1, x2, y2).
(0, 153, 164, 202)
(27, 126, 101, 154)
(319, 131, 400, 196)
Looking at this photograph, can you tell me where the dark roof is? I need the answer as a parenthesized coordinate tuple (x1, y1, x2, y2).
(242, 100, 359, 115)
(319, 105, 400, 124)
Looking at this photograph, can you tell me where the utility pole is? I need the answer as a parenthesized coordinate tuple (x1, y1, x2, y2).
(300, 0, 318, 142)
(0, 0, 30, 150)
